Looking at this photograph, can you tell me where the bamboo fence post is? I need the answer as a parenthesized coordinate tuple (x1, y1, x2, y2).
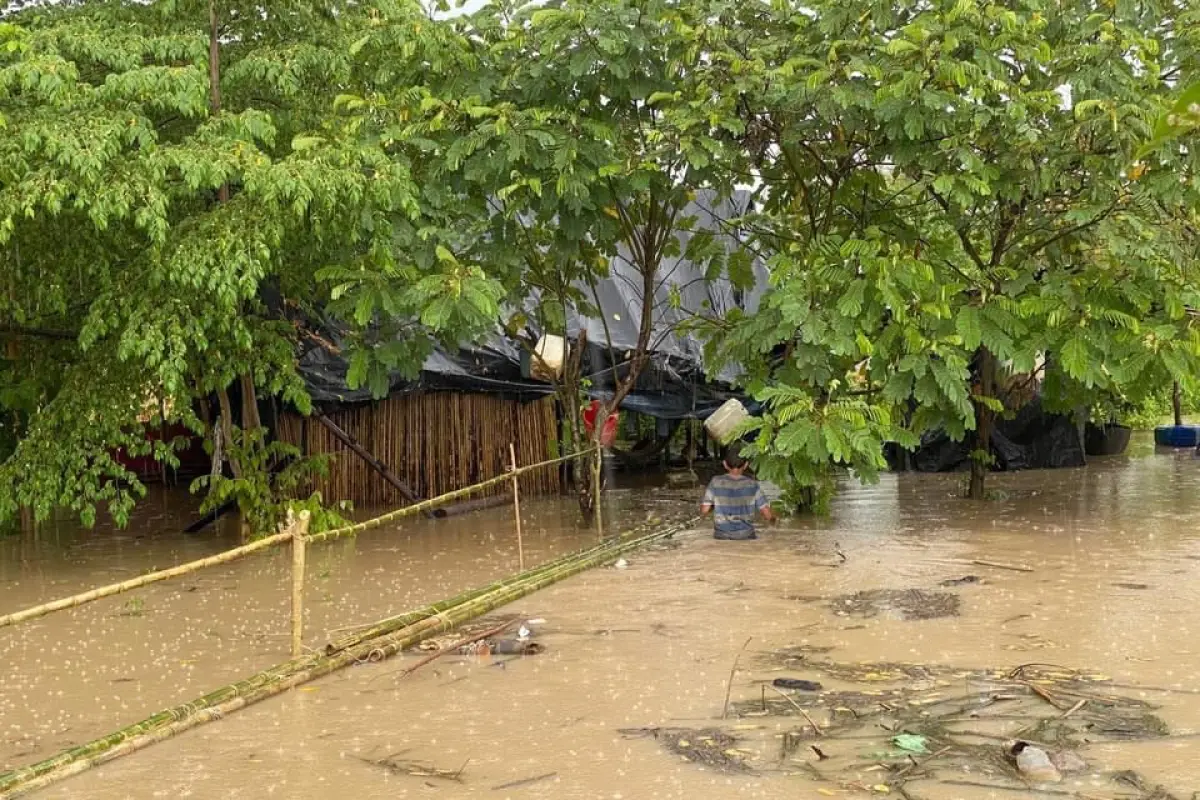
(289, 510, 311, 658)
(508, 443, 524, 571)
(593, 449, 603, 538)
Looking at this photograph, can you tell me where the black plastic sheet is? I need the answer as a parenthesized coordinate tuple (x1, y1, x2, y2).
(902, 397, 1084, 473)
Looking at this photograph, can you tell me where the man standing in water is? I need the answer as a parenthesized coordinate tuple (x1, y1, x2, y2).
(700, 444, 775, 540)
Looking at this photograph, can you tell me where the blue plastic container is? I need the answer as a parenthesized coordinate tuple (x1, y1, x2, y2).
(1154, 425, 1200, 448)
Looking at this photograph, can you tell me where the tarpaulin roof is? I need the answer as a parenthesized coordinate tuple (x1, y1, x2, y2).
(293, 190, 768, 419)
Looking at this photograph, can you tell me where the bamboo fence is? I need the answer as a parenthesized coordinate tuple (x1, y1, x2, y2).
(276, 392, 560, 506)
(0, 448, 596, 631)
(0, 531, 292, 630)
(0, 517, 697, 799)
(303, 449, 594, 544)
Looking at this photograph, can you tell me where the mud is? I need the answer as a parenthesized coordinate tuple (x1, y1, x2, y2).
(3, 437, 1200, 797)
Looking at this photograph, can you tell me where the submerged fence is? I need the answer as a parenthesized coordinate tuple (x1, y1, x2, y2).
(0, 447, 599, 649)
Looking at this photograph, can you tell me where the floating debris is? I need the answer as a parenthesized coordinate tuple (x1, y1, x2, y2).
(772, 678, 822, 692)
(829, 589, 961, 620)
(618, 727, 753, 773)
(354, 752, 467, 782)
(726, 658, 1173, 796)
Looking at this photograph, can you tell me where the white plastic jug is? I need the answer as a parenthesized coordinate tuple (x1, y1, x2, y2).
(532, 334, 565, 380)
(1014, 743, 1061, 783)
(704, 399, 750, 444)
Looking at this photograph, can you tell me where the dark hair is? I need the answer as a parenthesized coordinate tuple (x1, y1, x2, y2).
(723, 443, 747, 470)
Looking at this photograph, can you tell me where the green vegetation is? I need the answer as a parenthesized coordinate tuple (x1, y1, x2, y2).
(3, 0, 1200, 528)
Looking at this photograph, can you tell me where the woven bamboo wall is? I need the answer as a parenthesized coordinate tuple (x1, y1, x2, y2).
(276, 393, 561, 507)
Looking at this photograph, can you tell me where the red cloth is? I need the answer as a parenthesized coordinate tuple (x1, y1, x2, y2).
(583, 400, 620, 448)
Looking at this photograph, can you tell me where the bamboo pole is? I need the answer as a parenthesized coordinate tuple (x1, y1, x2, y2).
(509, 443, 525, 571)
(290, 510, 311, 658)
(314, 413, 431, 516)
(0, 531, 292, 630)
(593, 449, 603, 538)
(323, 516, 681, 656)
(0, 518, 698, 799)
(304, 448, 599, 545)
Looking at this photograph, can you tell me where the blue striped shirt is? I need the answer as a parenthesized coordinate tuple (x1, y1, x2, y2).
(703, 474, 769, 539)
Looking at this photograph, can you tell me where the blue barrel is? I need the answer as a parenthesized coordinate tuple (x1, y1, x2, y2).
(1154, 425, 1200, 447)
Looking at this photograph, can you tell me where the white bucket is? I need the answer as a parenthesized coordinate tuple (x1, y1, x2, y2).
(704, 398, 750, 444)
(532, 334, 565, 380)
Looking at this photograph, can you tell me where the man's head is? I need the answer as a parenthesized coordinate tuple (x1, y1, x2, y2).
(723, 443, 748, 475)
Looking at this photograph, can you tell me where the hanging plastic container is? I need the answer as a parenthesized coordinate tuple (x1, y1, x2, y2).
(532, 334, 565, 381)
(704, 398, 750, 444)
(583, 400, 620, 448)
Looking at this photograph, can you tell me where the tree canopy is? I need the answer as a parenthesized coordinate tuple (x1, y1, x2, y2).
(4, 0, 1200, 529)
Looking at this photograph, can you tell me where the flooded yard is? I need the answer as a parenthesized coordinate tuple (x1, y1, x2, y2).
(4, 439, 1200, 798)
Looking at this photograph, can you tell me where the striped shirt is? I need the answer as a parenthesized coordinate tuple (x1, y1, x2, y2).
(703, 474, 769, 540)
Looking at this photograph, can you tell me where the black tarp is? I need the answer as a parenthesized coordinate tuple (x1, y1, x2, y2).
(285, 190, 767, 420)
(897, 396, 1085, 473)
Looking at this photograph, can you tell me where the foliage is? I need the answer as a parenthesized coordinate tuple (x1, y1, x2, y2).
(674, 0, 1200, 500)
(7, 0, 1200, 525)
(190, 427, 347, 536)
(0, 0, 511, 528)
(334, 0, 738, 511)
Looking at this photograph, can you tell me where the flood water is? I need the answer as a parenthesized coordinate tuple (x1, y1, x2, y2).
(4, 435, 1200, 798)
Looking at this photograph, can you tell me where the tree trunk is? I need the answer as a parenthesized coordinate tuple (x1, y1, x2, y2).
(968, 347, 997, 500)
(208, 0, 229, 203)
(685, 419, 695, 471)
(19, 504, 35, 536)
(216, 387, 242, 478)
(240, 374, 262, 432)
(1174, 380, 1183, 427)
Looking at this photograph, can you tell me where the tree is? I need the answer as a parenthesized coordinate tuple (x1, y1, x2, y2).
(673, 0, 1200, 502)
(335, 0, 735, 520)
(0, 1, 502, 531)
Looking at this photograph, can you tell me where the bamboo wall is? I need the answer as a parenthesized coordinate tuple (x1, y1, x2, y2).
(276, 393, 561, 507)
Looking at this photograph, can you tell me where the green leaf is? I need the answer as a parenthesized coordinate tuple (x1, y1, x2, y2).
(893, 734, 928, 754)
(1060, 335, 1089, 382)
(291, 135, 324, 151)
(956, 307, 982, 351)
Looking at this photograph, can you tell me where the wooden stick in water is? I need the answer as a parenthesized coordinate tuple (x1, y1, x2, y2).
(769, 685, 824, 736)
(376, 618, 519, 682)
(722, 636, 752, 719)
(509, 443, 525, 572)
(971, 559, 1035, 573)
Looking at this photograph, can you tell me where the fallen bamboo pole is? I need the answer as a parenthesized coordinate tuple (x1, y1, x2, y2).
(0, 531, 292, 630)
(0, 517, 698, 799)
(0, 448, 600, 631)
(314, 413, 433, 517)
(323, 517, 680, 656)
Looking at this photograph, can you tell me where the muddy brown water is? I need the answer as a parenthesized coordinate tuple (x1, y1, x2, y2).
(3, 438, 1200, 798)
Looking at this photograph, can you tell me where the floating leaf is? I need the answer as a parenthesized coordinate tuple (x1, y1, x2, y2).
(892, 733, 928, 753)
